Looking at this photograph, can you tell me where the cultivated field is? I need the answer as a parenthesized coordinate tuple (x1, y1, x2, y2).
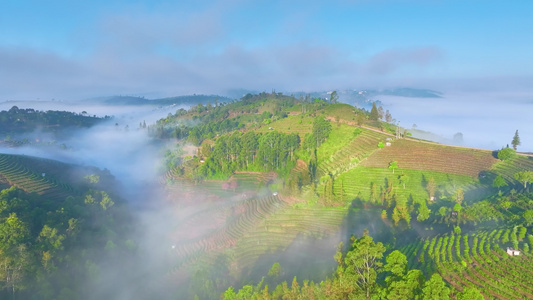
(333, 166, 484, 204)
(491, 155, 533, 183)
(0, 153, 76, 200)
(317, 128, 389, 177)
(401, 228, 533, 299)
(361, 139, 498, 178)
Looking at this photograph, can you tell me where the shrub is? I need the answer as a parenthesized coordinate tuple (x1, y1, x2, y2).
(497, 147, 516, 161)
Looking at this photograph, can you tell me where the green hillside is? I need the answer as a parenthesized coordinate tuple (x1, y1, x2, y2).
(150, 93, 533, 298)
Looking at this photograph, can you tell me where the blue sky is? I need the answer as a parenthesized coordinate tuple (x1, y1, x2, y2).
(1, 0, 533, 99)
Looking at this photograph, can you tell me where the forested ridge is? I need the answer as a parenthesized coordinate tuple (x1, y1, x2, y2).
(0, 106, 107, 135)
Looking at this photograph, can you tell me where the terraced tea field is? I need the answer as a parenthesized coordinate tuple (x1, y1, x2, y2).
(361, 139, 498, 178)
(231, 205, 346, 271)
(164, 171, 277, 204)
(0, 153, 76, 200)
(166, 195, 287, 273)
(334, 166, 484, 203)
(317, 128, 388, 177)
(491, 155, 533, 183)
(164, 173, 348, 283)
(401, 228, 533, 299)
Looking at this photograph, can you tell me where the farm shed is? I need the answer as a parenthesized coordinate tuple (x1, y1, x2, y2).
(507, 247, 520, 256)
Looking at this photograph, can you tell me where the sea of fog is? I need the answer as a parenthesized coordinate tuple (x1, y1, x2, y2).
(375, 91, 533, 153)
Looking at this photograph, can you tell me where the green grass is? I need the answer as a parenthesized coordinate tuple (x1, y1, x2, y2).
(255, 115, 314, 135)
(322, 103, 359, 122)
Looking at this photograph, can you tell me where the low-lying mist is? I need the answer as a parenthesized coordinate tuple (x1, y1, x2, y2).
(0, 101, 185, 198)
(376, 89, 533, 152)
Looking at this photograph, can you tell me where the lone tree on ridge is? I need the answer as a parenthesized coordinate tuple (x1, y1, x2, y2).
(512, 130, 521, 150)
(370, 102, 379, 121)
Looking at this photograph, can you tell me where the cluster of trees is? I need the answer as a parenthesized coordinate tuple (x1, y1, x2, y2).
(150, 92, 303, 141)
(0, 106, 106, 136)
(302, 116, 332, 152)
(369, 102, 392, 123)
(498, 130, 522, 157)
(150, 116, 244, 143)
(0, 183, 135, 299)
(197, 131, 300, 178)
(223, 232, 476, 299)
(187, 119, 245, 145)
(497, 147, 516, 161)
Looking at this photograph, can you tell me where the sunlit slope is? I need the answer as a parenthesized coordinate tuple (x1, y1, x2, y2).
(360, 138, 498, 177)
(334, 167, 484, 203)
(317, 127, 389, 177)
(491, 155, 533, 183)
(306, 126, 496, 202)
(400, 228, 533, 299)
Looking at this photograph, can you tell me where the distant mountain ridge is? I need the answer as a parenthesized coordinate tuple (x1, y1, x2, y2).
(87, 87, 439, 108)
(88, 94, 233, 106)
(289, 87, 441, 109)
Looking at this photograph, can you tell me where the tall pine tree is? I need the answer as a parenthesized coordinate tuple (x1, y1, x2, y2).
(369, 102, 379, 121)
(512, 130, 521, 151)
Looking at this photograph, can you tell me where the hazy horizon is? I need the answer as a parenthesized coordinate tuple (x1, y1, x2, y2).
(1, 1, 532, 100)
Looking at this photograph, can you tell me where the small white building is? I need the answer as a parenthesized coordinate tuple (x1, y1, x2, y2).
(385, 142, 392, 147)
(507, 247, 520, 256)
